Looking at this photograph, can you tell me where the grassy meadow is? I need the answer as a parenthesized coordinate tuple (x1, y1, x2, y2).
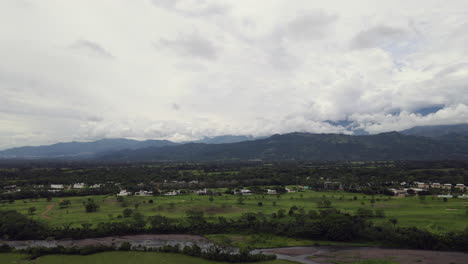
(1, 189, 467, 233)
(0, 252, 294, 264)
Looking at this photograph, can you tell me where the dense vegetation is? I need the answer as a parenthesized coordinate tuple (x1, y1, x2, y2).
(1, 202, 467, 252)
(1, 160, 467, 201)
(1, 160, 467, 259)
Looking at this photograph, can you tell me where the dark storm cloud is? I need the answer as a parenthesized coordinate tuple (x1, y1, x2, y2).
(157, 33, 218, 60)
(69, 40, 114, 59)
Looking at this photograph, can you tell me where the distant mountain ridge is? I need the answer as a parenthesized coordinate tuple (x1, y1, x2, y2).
(100, 131, 468, 161)
(401, 124, 468, 138)
(2, 124, 468, 160)
(188, 135, 260, 144)
(0, 138, 177, 159)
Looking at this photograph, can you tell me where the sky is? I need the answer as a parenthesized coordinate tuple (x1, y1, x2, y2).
(1, 0, 468, 149)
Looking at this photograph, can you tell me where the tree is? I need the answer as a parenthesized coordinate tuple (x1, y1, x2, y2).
(389, 218, 398, 228)
(375, 208, 385, 218)
(59, 200, 71, 209)
(0, 210, 46, 240)
(209, 196, 214, 202)
(132, 212, 146, 229)
(257, 202, 263, 206)
(277, 209, 286, 218)
(186, 209, 206, 227)
(123, 208, 133, 217)
(237, 196, 245, 205)
(28, 207, 36, 215)
(317, 198, 332, 208)
(149, 215, 172, 231)
(85, 199, 99, 213)
(356, 208, 374, 218)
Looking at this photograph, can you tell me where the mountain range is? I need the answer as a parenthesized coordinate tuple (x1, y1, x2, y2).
(1, 124, 468, 161)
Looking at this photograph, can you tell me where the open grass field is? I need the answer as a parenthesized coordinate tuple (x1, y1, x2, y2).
(0, 252, 294, 264)
(1, 189, 467, 232)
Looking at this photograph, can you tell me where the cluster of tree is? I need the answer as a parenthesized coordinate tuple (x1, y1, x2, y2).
(1, 207, 467, 252)
(2, 241, 274, 263)
(0, 210, 47, 240)
(2, 161, 467, 199)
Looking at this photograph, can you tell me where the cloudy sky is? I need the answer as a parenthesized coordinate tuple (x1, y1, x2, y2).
(1, 0, 468, 149)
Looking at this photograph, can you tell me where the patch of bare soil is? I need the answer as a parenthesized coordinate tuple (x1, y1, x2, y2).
(40, 203, 55, 219)
(309, 247, 468, 264)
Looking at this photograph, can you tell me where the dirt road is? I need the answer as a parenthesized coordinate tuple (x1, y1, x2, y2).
(40, 203, 55, 219)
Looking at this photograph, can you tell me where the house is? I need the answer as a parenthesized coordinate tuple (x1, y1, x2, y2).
(73, 183, 85, 189)
(165, 190, 180, 196)
(458, 195, 468, 199)
(117, 190, 131, 196)
(442, 184, 452, 190)
(266, 189, 277, 195)
(89, 184, 102, 189)
(431, 183, 441, 188)
(455, 184, 465, 190)
(195, 189, 208, 195)
(415, 182, 429, 189)
(50, 184, 64, 189)
(285, 188, 296, 193)
(389, 188, 407, 197)
(240, 189, 252, 195)
(135, 190, 153, 196)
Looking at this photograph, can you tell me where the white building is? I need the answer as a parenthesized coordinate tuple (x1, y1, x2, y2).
(89, 184, 102, 189)
(165, 190, 180, 196)
(117, 190, 131, 196)
(266, 189, 277, 195)
(50, 184, 64, 189)
(135, 190, 153, 196)
(240, 189, 252, 195)
(73, 183, 85, 189)
(195, 188, 208, 195)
